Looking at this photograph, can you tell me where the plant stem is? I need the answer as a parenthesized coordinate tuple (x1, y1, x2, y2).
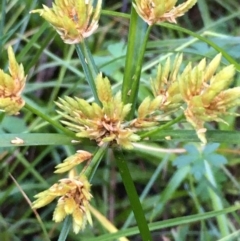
(75, 42, 100, 105)
(204, 160, 230, 237)
(122, 154, 169, 229)
(58, 216, 71, 241)
(121, 7, 149, 119)
(0, 112, 5, 123)
(115, 150, 153, 241)
(159, 22, 240, 71)
(84, 143, 108, 181)
(140, 114, 184, 139)
(86, 205, 240, 241)
(0, 0, 6, 50)
(24, 102, 75, 137)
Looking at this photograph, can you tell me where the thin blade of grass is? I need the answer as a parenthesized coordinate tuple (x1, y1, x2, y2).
(85, 143, 108, 181)
(148, 130, 240, 144)
(75, 42, 100, 104)
(121, 7, 148, 119)
(24, 102, 75, 137)
(0, 133, 73, 147)
(115, 150, 153, 241)
(9, 174, 51, 241)
(17, 22, 49, 60)
(85, 205, 240, 241)
(122, 154, 170, 229)
(204, 160, 230, 237)
(159, 22, 240, 70)
(58, 216, 71, 241)
(0, 0, 7, 50)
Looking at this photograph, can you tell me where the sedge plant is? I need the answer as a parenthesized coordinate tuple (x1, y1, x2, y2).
(1, 0, 240, 240)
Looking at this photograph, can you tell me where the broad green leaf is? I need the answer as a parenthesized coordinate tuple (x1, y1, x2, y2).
(206, 154, 228, 167)
(203, 143, 220, 155)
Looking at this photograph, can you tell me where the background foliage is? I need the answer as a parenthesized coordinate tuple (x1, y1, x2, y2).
(0, 0, 240, 240)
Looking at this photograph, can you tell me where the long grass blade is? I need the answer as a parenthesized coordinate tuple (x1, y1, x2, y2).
(115, 150, 152, 241)
(121, 7, 148, 119)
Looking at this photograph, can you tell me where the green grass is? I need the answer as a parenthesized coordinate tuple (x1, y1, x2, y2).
(1, 1, 240, 241)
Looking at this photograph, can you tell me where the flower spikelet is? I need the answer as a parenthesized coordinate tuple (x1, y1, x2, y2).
(179, 53, 239, 143)
(151, 54, 183, 112)
(131, 96, 162, 127)
(56, 73, 140, 149)
(54, 150, 92, 173)
(133, 0, 197, 25)
(31, 0, 102, 44)
(96, 73, 112, 102)
(32, 175, 92, 234)
(0, 46, 26, 115)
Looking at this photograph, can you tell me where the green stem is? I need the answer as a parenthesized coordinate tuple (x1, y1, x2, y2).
(159, 22, 240, 71)
(24, 102, 75, 138)
(189, 174, 208, 241)
(86, 205, 240, 241)
(140, 114, 184, 139)
(75, 42, 100, 104)
(0, 0, 6, 50)
(58, 216, 71, 241)
(83, 39, 99, 75)
(115, 150, 153, 241)
(217, 230, 240, 241)
(121, 7, 149, 119)
(101, 10, 129, 19)
(189, 174, 203, 213)
(204, 160, 230, 237)
(0, 112, 5, 123)
(122, 154, 169, 229)
(84, 143, 108, 181)
(17, 22, 48, 60)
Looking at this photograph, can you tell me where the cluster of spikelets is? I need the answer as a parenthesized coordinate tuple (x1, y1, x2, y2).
(149, 54, 240, 143)
(56, 73, 141, 149)
(32, 152, 93, 234)
(0, 46, 26, 115)
(133, 0, 197, 25)
(31, 0, 102, 44)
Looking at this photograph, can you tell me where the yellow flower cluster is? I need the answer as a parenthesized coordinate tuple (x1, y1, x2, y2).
(151, 54, 183, 112)
(31, 0, 102, 44)
(179, 54, 238, 143)
(0, 46, 26, 115)
(133, 0, 197, 25)
(33, 149, 93, 233)
(33, 175, 92, 234)
(151, 54, 240, 143)
(54, 150, 92, 173)
(56, 73, 140, 149)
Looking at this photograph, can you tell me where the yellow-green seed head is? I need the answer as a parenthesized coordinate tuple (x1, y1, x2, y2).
(31, 0, 102, 44)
